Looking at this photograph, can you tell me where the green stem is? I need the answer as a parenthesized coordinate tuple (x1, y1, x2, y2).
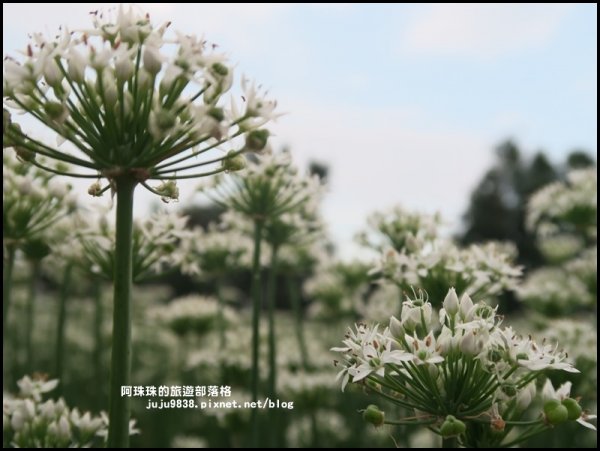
(384, 418, 437, 426)
(93, 279, 104, 410)
(310, 411, 319, 447)
(442, 436, 458, 448)
(215, 278, 228, 386)
(25, 260, 41, 374)
(55, 264, 73, 386)
(3, 245, 16, 343)
(288, 276, 309, 370)
(107, 177, 137, 448)
(250, 219, 264, 448)
(215, 278, 227, 350)
(267, 244, 279, 448)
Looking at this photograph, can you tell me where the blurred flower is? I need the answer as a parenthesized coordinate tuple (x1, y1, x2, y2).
(3, 375, 119, 448)
(149, 295, 237, 337)
(517, 268, 593, 316)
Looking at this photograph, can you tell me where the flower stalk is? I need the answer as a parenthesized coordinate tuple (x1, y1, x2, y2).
(54, 263, 73, 384)
(250, 218, 264, 448)
(107, 177, 136, 448)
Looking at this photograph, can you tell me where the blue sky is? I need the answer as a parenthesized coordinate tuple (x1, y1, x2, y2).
(3, 3, 597, 258)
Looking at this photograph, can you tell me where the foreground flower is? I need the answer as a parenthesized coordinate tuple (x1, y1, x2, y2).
(332, 288, 595, 447)
(4, 6, 278, 447)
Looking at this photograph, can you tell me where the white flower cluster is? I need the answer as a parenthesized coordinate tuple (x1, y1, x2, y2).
(565, 246, 597, 292)
(277, 370, 337, 399)
(203, 151, 323, 223)
(517, 267, 594, 316)
(3, 375, 108, 448)
(371, 240, 522, 303)
(187, 323, 256, 373)
(304, 268, 363, 319)
(77, 209, 188, 282)
(358, 284, 402, 324)
(3, 152, 76, 246)
(527, 168, 597, 240)
(275, 240, 330, 275)
(149, 295, 237, 337)
(332, 288, 594, 445)
(521, 170, 596, 315)
(537, 319, 597, 365)
(176, 218, 254, 276)
(3, 5, 278, 192)
(357, 205, 442, 252)
(537, 233, 585, 264)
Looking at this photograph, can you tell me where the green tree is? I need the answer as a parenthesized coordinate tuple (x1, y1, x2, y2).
(460, 140, 595, 269)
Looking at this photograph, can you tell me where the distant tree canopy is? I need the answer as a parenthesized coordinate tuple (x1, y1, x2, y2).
(459, 140, 596, 269)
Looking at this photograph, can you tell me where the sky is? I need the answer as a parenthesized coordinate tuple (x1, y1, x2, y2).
(3, 3, 597, 259)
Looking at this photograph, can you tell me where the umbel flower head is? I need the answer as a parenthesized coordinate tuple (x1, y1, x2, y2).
(527, 168, 597, 240)
(332, 288, 595, 447)
(362, 205, 522, 304)
(3, 151, 76, 246)
(3, 5, 278, 195)
(175, 217, 254, 276)
(356, 205, 442, 253)
(76, 209, 189, 283)
(201, 150, 322, 223)
(3, 374, 139, 448)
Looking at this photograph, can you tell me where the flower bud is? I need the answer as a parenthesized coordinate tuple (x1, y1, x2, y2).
(516, 382, 536, 411)
(443, 288, 459, 316)
(362, 404, 385, 427)
(389, 316, 404, 339)
(544, 399, 568, 425)
(460, 331, 482, 356)
(68, 49, 86, 83)
(115, 53, 134, 82)
(47, 178, 68, 198)
(437, 326, 455, 355)
(57, 415, 71, 441)
(15, 145, 37, 162)
(221, 150, 246, 172)
(440, 415, 466, 437)
(459, 293, 474, 321)
(143, 46, 163, 75)
(245, 129, 270, 152)
(44, 60, 63, 87)
(211, 62, 229, 77)
(156, 180, 179, 203)
(88, 181, 104, 197)
(10, 410, 26, 432)
(156, 110, 176, 131)
(561, 398, 582, 421)
(44, 101, 68, 122)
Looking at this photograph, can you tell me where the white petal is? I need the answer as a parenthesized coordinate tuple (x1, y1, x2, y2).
(351, 365, 373, 383)
(576, 417, 597, 431)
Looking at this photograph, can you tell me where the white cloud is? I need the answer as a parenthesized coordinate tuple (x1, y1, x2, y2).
(400, 3, 572, 59)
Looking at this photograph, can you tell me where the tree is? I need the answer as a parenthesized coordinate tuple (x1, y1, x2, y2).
(459, 140, 595, 270)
